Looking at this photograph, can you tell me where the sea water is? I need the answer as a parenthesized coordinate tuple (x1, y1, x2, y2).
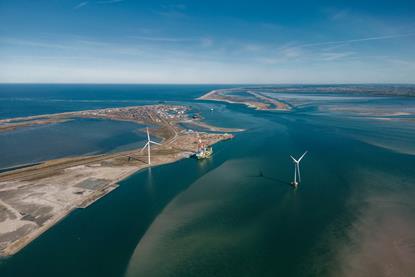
(0, 85, 414, 277)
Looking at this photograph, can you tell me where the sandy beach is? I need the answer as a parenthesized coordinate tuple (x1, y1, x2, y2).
(198, 89, 291, 111)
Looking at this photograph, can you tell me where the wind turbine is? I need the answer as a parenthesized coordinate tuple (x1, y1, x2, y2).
(290, 151, 308, 188)
(141, 127, 161, 165)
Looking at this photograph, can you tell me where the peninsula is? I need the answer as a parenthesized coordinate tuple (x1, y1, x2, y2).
(0, 104, 238, 256)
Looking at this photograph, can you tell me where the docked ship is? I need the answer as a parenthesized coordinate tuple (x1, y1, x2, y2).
(195, 137, 213, 159)
(195, 145, 213, 159)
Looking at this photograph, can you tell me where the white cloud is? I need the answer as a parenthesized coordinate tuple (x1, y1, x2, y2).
(131, 36, 194, 42)
(73, 0, 125, 10)
(297, 33, 415, 48)
(73, 1, 89, 10)
(96, 0, 125, 4)
(154, 4, 188, 18)
(0, 38, 73, 50)
(321, 52, 355, 61)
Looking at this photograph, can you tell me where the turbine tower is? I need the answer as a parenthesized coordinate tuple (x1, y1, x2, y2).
(141, 127, 161, 165)
(290, 151, 308, 188)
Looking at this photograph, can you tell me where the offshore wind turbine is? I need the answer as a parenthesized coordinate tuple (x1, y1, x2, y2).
(290, 151, 308, 188)
(141, 127, 161, 165)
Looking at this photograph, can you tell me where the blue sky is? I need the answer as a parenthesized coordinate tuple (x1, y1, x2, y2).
(1, 0, 414, 83)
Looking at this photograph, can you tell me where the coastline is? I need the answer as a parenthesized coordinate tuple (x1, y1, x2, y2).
(0, 132, 233, 257)
(0, 104, 240, 257)
(1, 150, 179, 257)
(197, 89, 291, 111)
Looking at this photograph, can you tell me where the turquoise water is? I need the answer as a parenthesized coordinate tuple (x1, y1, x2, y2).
(0, 85, 414, 277)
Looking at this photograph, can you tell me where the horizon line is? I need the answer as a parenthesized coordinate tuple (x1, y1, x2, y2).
(1, 82, 414, 86)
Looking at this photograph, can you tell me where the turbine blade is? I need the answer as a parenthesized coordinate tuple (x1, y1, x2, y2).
(297, 164, 301, 182)
(298, 151, 308, 162)
(290, 156, 298, 163)
(149, 140, 161, 145)
(146, 127, 150, 142)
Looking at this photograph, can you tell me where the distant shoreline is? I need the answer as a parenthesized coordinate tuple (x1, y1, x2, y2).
(198, 89, 291, 111)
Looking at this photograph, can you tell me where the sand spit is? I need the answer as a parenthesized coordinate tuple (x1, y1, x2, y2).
(198, 89, 291, 111)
